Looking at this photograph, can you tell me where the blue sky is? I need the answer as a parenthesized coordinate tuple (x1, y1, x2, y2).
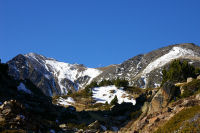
(1, 0, 200, 67)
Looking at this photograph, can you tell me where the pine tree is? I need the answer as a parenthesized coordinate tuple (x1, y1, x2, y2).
(110, 95, 118, 105)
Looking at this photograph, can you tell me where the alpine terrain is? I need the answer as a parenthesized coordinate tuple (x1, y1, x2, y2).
(1, 43, 200, 132)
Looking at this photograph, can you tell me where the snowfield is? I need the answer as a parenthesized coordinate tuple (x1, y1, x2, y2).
(17, 83, 32, 94)
(56, 97, 75, 106)
(92, 85, 136, 105)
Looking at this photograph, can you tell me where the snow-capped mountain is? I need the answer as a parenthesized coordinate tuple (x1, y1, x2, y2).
(7, 43, 200, 96)
(94, 43, 200, 88)
(7, 53, 102, 96)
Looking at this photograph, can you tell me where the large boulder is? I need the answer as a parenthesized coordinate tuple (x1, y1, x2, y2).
(148, 82, 179, 114)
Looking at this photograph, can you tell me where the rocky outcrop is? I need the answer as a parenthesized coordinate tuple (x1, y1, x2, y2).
(120, 94, 200, 133)
(148, 82, 179, 114)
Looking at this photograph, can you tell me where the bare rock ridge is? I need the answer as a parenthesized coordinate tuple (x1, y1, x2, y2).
(7, 43, 200, 96)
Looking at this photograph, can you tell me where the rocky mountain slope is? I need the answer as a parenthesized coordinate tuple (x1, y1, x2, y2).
(7, 53, 102, 96)
(0, 63, 142, 132)
(119, 77, 200, 133)
(94, 43, 200, 89)
(7, 43, 200, 97)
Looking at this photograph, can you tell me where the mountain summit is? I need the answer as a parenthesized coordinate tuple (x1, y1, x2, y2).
(7, 53, 102, 96)
(94, 43, 200, 88)
(7, 43, 200, 96)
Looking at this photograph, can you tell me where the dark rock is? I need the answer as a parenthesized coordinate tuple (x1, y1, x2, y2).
(167, 107, 172, 112)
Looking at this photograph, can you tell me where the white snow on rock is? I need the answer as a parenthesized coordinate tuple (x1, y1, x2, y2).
(92, 85, 136, 105)
(25, 53, 102, 95)
(154, 83, 160, 88)
(81, 68, 102, 84)
(45, 60, 102, 94)
(142, 47, 198, 76)
(17, 83, 32, 94)
(140, 47, 199, 88)
(57, 97, 75, 106)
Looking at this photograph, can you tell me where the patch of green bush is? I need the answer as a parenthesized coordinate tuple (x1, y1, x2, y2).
(110, 95, 118, 105)
(113, 78, 129, 88)
(161, 60, 200, 85)
(85, 81, 98, 90)
(69, 87, 93, 99)
(85, 78, 129, 90)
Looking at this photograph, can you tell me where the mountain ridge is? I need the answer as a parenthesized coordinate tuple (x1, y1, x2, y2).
(6, 43, 200, 96)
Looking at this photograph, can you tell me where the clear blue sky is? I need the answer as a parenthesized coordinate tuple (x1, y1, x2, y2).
(1, 0, 200, 67)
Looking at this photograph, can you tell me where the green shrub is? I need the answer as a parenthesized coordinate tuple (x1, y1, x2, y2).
(114, 78, 129, 88)
(84, 78, 129, 90)
(99, 79, 113, 86)
(161, 60, 198, 85)
(85, 81, 98, 90)
(110, 95, 118, 105)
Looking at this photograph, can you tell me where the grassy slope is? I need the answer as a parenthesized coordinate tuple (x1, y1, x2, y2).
(155, 105, 200, 133)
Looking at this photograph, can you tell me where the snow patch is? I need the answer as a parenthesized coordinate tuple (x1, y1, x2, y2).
(57, 97, 75, 106)
(92, 85, 136, 105)
(17, 83, 32, 94)
(81, 68, 102, 84)
(154, 83, 160, 88)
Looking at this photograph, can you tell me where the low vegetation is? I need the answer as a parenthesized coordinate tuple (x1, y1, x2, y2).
(181, 79, 200, 98)
(85, 78, 129, 90)
(110, 95, 118, 105)
(162, 60, 200, 85)
(155, 105, 200, 133)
